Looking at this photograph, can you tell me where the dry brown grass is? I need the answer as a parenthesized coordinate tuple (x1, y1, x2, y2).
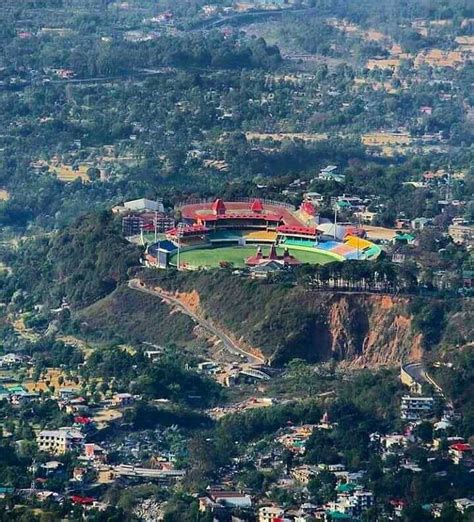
(245, 132, 328, 142)
(50, 164, 90, 182)
(24, 367, 81, 393)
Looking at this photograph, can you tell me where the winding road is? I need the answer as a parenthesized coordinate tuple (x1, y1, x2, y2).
(190, 6, 318, 31)
(128, 279, 265, 365)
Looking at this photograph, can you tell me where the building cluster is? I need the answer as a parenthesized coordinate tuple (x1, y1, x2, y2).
(114, 198, 175, 238)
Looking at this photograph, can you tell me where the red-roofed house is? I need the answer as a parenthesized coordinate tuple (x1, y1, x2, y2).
(449, 443, 473, 465)
(389, 499, 407, 517)
(70, 495, 95, 505)
(74, 416, 92, 425)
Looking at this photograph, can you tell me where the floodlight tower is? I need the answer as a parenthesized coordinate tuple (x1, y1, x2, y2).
(176, 223, 186, 270)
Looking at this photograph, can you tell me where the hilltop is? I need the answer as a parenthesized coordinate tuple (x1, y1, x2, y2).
(132, 270, 425, 367)
(74, 267, 468, 368)
(3, 215, 469, 368)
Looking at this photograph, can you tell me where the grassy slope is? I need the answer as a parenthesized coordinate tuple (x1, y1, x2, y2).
(76, 285, 196, 346)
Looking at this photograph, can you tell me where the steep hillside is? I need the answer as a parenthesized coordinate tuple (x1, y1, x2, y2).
(75, 285, 196, 346)
(2, 212, 142, 309)
(138, 270, 426, 367)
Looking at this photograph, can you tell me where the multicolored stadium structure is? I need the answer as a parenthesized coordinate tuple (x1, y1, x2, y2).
(144, 198, 382, 270)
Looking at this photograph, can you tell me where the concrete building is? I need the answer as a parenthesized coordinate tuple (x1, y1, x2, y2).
(114, 198, 165, 214)
(401, 395, 434, 420)
(122, 215, 143, 236)
(207, 490, 252, 509)
(258, 506, 284, 522)
(327, 488, 374, 518)
(400, 363, 424, 395)
(37, 428, 84, 455)
(448, 223, 474, 246)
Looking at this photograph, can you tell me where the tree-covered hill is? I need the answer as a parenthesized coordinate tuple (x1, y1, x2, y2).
(0, 211, 141, 309)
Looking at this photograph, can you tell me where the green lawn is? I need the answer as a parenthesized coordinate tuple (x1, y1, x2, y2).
(142, 232, 166, 245)
(169, 245, 335, 268)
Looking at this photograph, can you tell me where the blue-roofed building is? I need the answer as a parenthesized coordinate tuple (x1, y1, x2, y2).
(145, 240, 178, 268)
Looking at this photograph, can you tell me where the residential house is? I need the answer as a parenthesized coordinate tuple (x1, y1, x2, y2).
(401, 396, 434, 420)
(37, 427, 85, 455)
(327, 487, 374, 518)
(449, 443, 473, 466)
(454, 498, 474, 514)
(112, 393, 135, 407)
(462, 270, 474, 289)
(291, 465, 319, 485)
(84, 443, 108, 463)
(304, 192, 324, 205)
(259, 505, 285, 522)
(448, 223, 474, 246)
(0, 353, 28, 368)
(411, 217, 430, 230)
(319, 165, 345, 183)
(393, 232, 415, 245)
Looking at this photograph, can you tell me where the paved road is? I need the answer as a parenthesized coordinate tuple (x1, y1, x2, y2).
(128, 279, 265, 365)
(191, 6, 317, 31)
(402, 361, 445, 397)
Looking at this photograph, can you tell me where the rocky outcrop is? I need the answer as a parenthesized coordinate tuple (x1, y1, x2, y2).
(149, 277, 423, 368)
(321, 294, 422, 368)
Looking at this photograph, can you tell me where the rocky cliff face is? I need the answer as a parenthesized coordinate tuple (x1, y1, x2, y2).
(319, 294, 422, 368)
(254, 291, 422, 367)
(152, 278, 422, 368)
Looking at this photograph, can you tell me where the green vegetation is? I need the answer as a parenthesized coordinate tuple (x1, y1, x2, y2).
(81, 346, 223, 407)
(0, 0, 471, 233)
(0, 211, 141, 309)
(431, 349, 474, 438)
(75, 284, 195, 346)
(0, 1, 472, 519)
(139, 268, 425, 365)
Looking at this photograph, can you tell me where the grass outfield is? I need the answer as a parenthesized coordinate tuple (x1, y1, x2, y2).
(169, 245, 336, 268)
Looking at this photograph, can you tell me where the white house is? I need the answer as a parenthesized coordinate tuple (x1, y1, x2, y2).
(37, 427, 84, 455)
(401, 395, 434, 420)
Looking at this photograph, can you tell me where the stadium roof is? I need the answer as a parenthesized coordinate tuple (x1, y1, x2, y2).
(251, 198, 264, 212)
(277, 225, 317, 236)
(166, 224, 209, 236)
(211, 198, 226, 214)
(197, 212, 282, 222)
